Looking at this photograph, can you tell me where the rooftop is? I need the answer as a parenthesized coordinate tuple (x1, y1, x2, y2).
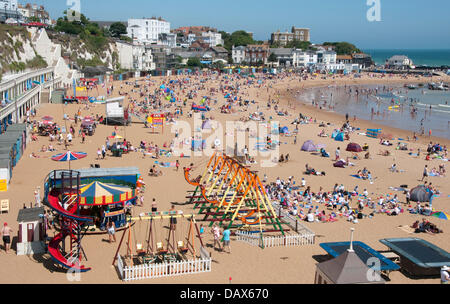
(17, 207, 45, 223)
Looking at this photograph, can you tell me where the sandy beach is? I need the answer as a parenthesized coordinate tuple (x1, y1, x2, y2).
(0, 71, 449, 284)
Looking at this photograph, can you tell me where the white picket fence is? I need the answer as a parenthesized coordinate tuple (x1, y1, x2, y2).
(236, 230, 315, 248)
(116, 254, 212, 281)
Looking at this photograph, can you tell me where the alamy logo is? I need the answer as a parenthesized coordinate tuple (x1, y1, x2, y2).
(366, 257, 382, 282)
(67, 0, 81, 22)
(66, 257, 82, 282)
(170, 115, 280, 168)
(367, 0, 382, 22)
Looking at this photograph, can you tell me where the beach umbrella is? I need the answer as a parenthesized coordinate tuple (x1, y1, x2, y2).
(52, 151, 87, 162)
(410, 185, 433, 203)
(430, 212, 449, 220)
(42, 116, 54, 121)
(51, 151, 87, 170)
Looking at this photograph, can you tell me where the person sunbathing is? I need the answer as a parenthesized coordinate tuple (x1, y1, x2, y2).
(378, 150, 391, 156)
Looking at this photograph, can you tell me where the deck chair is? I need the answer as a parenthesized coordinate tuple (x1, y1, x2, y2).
(177, 241, 188, 254)
(156, 242, 168, 255)
(136, 243, 145, 254)
(0, 199, 9, 214)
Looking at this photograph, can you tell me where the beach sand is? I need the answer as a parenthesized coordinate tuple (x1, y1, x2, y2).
(0, 72, 448, 284)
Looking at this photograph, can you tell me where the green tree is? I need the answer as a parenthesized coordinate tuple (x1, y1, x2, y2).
(187, 57, 202, 68)
(323, 42, 361, 55)
(27, 16, 41, 23)
(268, 53, 278, 63)
(221, 30, 256, 51)
(109, 22, 127, 38)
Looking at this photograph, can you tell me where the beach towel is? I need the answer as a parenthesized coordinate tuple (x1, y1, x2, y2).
(351, 175, 363, 179)
(398, 225, 415, 234)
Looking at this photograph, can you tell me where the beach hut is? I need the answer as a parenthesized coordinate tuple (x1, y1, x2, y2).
(16, 207, 46, 255)
(6, 124, 29, 144)
(301, 140, 317, 152)
(315, 229, 385, 284)
(0, 136, 21, 166)
(346, 143, 363, 152)
(0, 159, 11, 192)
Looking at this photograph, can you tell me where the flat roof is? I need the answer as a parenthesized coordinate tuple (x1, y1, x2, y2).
(50, 167, 140, 179)
(320, 241, 400, 271)
(380, 238, 450, 268)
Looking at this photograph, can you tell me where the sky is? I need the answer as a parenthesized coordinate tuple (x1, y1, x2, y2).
(25, 0, 450, 49)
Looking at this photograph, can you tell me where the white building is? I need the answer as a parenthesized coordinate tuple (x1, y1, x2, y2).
(0, 0, 22, 22)
(386, 55, 414, 69)
(201, 31, 223, 47)
(0, 0, 17, 10)
(116, 41, 155, 71)
(127, 17, 170, 44)
(316, 50, 337, 65)
(159, 32, 177, 48)
(232, 46, 246, 64)
(293, 50, 317, 67)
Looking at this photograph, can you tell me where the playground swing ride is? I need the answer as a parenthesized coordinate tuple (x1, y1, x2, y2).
(113, 210, 205, 267)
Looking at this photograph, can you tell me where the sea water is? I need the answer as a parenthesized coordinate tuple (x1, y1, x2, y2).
(297, 84, 450, 140)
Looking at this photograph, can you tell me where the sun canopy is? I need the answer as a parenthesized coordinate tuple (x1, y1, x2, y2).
(79, 181, 136, 205)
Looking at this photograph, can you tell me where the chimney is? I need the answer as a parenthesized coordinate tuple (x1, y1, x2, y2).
(348, 228, 355, 252)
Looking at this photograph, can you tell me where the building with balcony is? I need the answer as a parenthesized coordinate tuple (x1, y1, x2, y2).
(271, 27, 310, 46)
(17, 3, 51, 25)
(127, 17, 170, 44)
(0, 67, 62, 132)
(245, 44, 270, 65)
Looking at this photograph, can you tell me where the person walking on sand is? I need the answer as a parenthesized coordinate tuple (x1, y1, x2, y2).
(176, 160, 180, 171)
(1, 223, 13, 253)
(151, 198, 157, 212)
(212, 224, 222, 251)
(421, 165, 428, 181)
(107, 220, 116, 243)
(222, 227, 231, 254)
(335, 147, 341, 161)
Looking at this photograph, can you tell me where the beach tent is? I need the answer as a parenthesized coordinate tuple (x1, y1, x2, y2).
(346, 143, 363, 152)
(334, 132, 344, 142)
(280, 126, 289, 134)
(410, 185, 433, 203)
(333, 160, 346, 168)
(301, 140, 317, 152)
